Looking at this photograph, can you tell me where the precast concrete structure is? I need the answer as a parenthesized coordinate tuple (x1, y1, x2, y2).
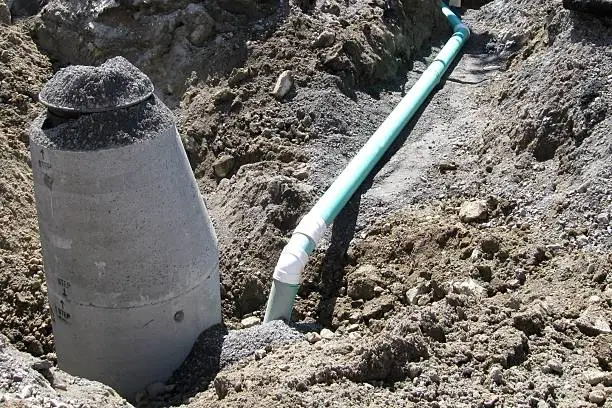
(29, 59, 221, 399)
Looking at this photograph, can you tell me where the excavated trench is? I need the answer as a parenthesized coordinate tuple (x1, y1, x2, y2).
(2, 0, 612, 407)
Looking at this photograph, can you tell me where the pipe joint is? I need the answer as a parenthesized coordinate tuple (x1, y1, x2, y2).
(454, 23, 470, 39)
(294, 213, 328, 245)
(272, 237, 309, 285)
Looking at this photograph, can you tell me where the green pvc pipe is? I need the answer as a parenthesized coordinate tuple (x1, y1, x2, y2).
(264, 3, 470, 323)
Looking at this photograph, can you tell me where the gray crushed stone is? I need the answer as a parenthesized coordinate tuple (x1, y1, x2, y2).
(39, 56, 153, 113)
(30, 96, 174, 151)
(220, 320, 304, 367)
(165, 321, 303, 402)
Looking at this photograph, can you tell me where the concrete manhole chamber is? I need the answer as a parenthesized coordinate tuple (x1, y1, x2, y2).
(29, 56, 221, 399)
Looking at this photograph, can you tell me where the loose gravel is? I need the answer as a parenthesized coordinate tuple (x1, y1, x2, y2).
(39, 56, 153, 113)
(30, 96, 174, 151)
(163, 321, 303, 404)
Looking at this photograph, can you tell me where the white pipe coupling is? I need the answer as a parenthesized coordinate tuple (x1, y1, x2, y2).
(294, 213, 327, 245)
(273, 237, 309, 285)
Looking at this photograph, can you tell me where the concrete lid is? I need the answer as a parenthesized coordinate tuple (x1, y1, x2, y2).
(39, 56, 154, 115)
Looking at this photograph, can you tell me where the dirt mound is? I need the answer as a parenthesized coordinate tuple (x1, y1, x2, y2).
(481, 2, 610, 163)
(176, 204, 610, 407)
(34, 0, 278, 107)
(0, 22, 52, 358)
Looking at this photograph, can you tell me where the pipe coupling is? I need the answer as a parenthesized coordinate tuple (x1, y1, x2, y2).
(294, 213, 328, 245)
(455, 22, 471, 39)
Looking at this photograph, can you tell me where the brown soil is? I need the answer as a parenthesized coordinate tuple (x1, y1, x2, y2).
(1, 0, 611, 407)
(0, 21, 53, 358)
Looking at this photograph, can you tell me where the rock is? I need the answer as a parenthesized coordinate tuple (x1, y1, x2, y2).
(593, 269, 607, 283)
(484, 397, 500, 408)
(19, 385, 32, 399)
(253, 349, 266, 360)
(228, 67, 252, 87)
(406, 287, 420, 305)
(30, 359, 52, 371)
(214, 376, 230, 399)
(490, 365, 503, 385)
(362, 295, 396, 320)
(305, 332, 321, 343)
(459, 200, 489, 223)
(240, 316, 261, 328)
(348, 311, 362, 323)
(407, 362, 422, 379)
(583, 370, 608, 386)
(311, 30, 335, 48)
(452, 278, 485, 298)
(488, 326, 529, 368)
(320, 328, 335, 340)
(271, 70, 294, 99)
(546, 359, 563, 375)
(513, 308, 546, 336)
(588, 389, 606, 405)
(347, 265, 381, 301)
(213, 88, 236, 104)
(321, 0, 341, 15)
(145, 381, 166, 398)
(406, 282, 430, 305)
(438, 162, 458, 172)
(596, 212, 609, 224)
(347, 323, 359, 332)
(480, 235, 500, 254)
(212, 155, 235, 178)
(593, 334, 612, 370)
(576, 307, 611, 336)
(0, 0, 10, 25)
(526, 246, 547, 266)
(576, 180, 591, 193)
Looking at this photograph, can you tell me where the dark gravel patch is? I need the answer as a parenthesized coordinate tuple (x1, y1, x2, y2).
(31, 96, 174, 151)
(39, 56, 153, 114)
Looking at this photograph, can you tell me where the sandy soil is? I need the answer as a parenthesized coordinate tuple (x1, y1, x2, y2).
(0, 0, 610, 407)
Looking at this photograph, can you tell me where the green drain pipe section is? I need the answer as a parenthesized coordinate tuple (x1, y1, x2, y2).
(263, 3, 470, 323)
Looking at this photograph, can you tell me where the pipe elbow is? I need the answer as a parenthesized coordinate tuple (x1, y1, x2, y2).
(272, 238, 308, 285)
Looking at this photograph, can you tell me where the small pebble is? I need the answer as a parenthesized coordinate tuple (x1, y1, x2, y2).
(588, 389, 606, 404)
(320, 328, 335, 340)
(305, 332, 321, 344)
(490, 366, 503, 385)
(547, 359, 563, 375)
(254, 349, 266, 361)
(240, 316, 261, 328)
